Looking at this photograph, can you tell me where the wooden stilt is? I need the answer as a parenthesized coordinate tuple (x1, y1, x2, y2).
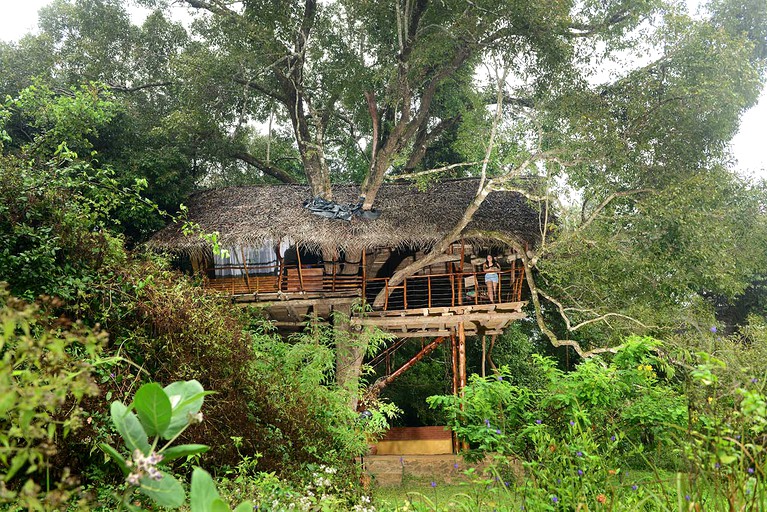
(457, 322, 469, 451)
(361, 249, 367, 303)
(277, 239, 284, 291)
(451, 331, 459, 454)
(488, 334, 498, 371)
(481, 335, 486, 378)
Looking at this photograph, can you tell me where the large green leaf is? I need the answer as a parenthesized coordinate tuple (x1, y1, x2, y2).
(139, 470, 185, 508)
(99, 443, 130, 475)
(110, 401, 150, 455)
(232, 502, 255, 512)
(163, 380, 208, 440)
(190, 467, 220, 512)
(210, 499, 231, 512)
(160, 444, 210, 464)
(134, 382, 172, 438)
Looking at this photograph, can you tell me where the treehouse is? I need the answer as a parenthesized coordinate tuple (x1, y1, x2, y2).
(150, 178, 544, 432)
(149, 178, 542, 336)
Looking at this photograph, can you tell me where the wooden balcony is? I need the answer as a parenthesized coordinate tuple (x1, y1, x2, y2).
(205, 264, 523, 312)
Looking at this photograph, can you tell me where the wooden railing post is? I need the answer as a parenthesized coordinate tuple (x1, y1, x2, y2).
(296, 245, 305, 292)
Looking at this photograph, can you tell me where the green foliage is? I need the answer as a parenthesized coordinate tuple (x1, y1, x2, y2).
(0, 288, 106, 510)
(100, 379, 253, 512)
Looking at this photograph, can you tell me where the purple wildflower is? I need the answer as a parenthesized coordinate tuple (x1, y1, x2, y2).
(485, 419, 491, 427)
(685, 495, 691, 501)
(576, 451, 583, 457)
(496, 429, 502, 434)
(569, 420, 575, 426)
(551, 496, 559, 503)
(632, 485, 638, 491)
(715, 463, 721, 469)
(748, 467, 755, 474)
(431, 481, 437, 488)
(497, 376, 503, 381)
(577, 469, 584, 476)
(535, 419, 542, 424)
(611, 435, 616, 441)
(752, 378, 759, 384)
(710, 326, 717, 333)
(453, 462, 459, 469)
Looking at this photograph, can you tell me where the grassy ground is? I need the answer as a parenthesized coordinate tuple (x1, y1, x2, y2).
(372, 476, 520, 511)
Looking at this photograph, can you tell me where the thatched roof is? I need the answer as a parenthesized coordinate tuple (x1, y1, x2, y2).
(148, 178, 544, 255)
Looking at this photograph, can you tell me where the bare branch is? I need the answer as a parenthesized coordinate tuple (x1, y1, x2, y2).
(580, 188, 654, 232)
(107, 82, 174, 93)
(536, 288, 655, 332)
(388, 161, 480, 181)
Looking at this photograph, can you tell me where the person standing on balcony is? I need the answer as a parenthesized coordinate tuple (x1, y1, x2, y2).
(483, 254, 500, 303)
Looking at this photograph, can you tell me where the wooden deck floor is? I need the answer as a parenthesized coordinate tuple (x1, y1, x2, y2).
(351, 302, 526, 338)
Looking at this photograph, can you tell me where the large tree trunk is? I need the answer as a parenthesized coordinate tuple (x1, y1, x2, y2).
(333, 303, 365, 410)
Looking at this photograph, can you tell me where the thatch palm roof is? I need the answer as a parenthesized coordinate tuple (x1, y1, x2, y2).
(148, 178, 544, 255)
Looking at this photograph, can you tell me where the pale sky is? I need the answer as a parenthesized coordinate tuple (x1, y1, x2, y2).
(0, 0, 764, 179)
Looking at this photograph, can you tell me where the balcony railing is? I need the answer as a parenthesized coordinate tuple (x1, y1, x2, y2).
(204, 262, 524, 311)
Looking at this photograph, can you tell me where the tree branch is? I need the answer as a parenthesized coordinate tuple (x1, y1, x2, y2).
(388, 161, 480, 181)
(232, 151, 298, 184)
(106, 81, 174, 93)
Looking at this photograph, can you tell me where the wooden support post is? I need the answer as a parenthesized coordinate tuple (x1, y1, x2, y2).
(361, 250, 367, 304)
(481, 335, 486, 378)
(240, 247, 251, 293)
(277, 239, 284, 292)
(451, 331, 459, 454)
(457, 322, 469, 452)
(427, 276, 432, 309)
(488, 334, 498, 371)
(458, 322, 467, 392)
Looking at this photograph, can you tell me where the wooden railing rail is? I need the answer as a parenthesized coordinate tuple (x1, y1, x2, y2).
(205, 261, 524, 312)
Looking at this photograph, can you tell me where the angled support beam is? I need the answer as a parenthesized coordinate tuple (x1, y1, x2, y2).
(362, 336, 447, 406)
